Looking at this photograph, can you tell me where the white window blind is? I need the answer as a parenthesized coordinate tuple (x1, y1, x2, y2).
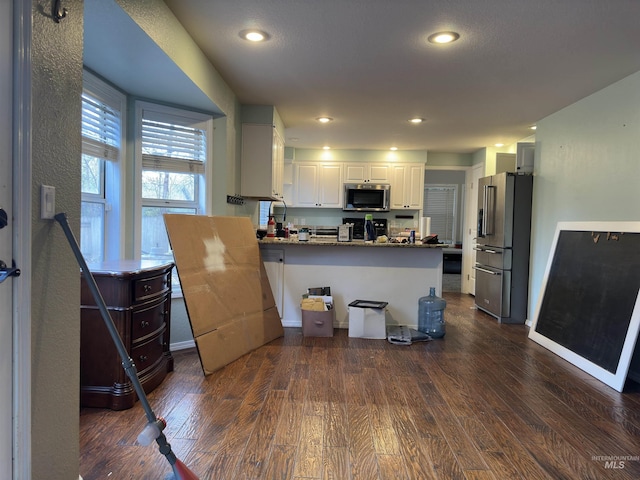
(259, 201, 271, 228)
(81, 93, 121, 162)
(423, 185, 457, 244)
(141, 119, 206, 174)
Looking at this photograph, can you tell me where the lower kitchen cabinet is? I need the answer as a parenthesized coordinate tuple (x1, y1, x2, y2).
(80, 260, 174, 410)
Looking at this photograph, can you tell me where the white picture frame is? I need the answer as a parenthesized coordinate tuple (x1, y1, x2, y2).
(529, 221, 640, 392)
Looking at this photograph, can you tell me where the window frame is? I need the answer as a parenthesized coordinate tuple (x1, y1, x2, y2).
(423, 184, 458, 245)
(134, 101, 213, 294)
(81, 70, 126, 262)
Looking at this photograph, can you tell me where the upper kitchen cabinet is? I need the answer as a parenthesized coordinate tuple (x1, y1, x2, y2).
(343, 163, 391, 183)
(390, 163, 424, 209)
(241, 123, 285, 200)
(293, 162, 343, 208)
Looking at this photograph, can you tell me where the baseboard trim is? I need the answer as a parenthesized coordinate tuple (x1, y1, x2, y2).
(170, 339, 196, 351)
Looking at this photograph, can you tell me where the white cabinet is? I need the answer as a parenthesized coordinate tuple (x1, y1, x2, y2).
(343, 163, 391, 183)
(241, 123, 285, 199)
(293, 162, 343, 208)
(390, 163, 424, 209)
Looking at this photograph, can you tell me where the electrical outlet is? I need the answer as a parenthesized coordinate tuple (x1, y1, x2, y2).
(41, 185, 55, 219)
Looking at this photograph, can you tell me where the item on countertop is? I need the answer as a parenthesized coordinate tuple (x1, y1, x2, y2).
(418, 287, 446, 338)
(409, 230, 416, 244)
(421, 234, 439, 244)
(298, 227, 310, 241)
(337, 223, 353, 242)
(267, 215, 276, 237)
(364, 213, 377, 242)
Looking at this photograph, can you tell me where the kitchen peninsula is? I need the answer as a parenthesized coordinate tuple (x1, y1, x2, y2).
(259, 238, 444, 329)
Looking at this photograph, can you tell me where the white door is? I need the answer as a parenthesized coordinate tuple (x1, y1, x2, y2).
(462, 163, 484, 295)
(1, 5, 13, 477)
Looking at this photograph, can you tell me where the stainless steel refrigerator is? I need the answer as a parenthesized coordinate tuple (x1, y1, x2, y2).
(474, 172, 533, 323)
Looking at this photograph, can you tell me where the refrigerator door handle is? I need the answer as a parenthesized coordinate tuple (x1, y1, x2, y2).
(483, 185, 496, 236)
(481, 185, 488, 236)
(473, 265, 501, 275)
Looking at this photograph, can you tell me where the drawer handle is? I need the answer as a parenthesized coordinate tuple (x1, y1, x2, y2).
(140, 320, 150, 329)
(473, 266, 501, 275)
(143, 284, 152, 293)
(139, 355, 148, 363)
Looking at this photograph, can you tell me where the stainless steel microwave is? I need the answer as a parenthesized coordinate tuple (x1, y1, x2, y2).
(343, 183, 390, 212)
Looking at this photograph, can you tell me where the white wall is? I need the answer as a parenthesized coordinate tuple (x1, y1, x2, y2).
(529, 70, 640, 321)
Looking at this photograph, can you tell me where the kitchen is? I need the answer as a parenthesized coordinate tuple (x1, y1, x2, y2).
(9, 1, 640, 479)
(247, 143, 473, 329)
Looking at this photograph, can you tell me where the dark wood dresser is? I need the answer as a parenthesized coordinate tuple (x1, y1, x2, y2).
(80, 260, 174, 410)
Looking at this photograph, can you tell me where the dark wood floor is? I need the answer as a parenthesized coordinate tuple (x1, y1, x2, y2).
(80, 293, 640, 480)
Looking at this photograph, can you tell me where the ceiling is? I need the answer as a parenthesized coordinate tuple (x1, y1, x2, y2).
(130, 1, 640, 153)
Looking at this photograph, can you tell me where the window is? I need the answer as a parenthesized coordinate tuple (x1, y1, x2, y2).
(80, 71, 125, 263)
(423, 184, 457, 244)
(135, 102, 213, 286)
(259, 201, 271, 227)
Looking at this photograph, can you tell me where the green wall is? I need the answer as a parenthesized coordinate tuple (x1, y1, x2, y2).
(30, 0, 83, 477)
(528, 70, 640, 322)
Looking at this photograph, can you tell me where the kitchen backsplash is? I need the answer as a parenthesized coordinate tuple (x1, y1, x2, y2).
(271, 206, 420, 231)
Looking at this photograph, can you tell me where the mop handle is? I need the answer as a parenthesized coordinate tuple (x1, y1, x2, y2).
(54, 213, 156, 423)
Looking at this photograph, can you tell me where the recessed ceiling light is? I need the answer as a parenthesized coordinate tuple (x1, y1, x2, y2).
(530, 125, 537, 130)
(323, 146, 331, 150)
(390, 147, 398, 151)
(495, 143, 504, 147)
(316, 117, 333, 123)
(409, 118, 424, 124)
(239, 29, 270, 42)
(428, 31, 460, 44)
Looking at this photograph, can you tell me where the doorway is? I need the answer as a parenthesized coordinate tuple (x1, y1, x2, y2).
(462, 163, 484, 294)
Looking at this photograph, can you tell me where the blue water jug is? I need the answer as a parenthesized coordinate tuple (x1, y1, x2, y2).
(418, 287, 446, 338)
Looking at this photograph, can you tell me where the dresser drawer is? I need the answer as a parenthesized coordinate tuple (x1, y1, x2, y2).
(133, 271, 171, 302)
(131, 333, 165, 375)
(132, 298, 168, 343)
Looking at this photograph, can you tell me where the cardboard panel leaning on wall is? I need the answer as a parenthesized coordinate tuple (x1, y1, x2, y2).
(164, 214, 284, 375)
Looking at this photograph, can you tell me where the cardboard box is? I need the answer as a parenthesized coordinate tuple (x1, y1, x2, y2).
(348, 305, 386, 339)
(302, 309, 335, 337)
(163, 214, 284, 375)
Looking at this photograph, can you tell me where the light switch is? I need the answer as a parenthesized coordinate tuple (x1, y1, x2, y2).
(41, 185, 55, 220)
